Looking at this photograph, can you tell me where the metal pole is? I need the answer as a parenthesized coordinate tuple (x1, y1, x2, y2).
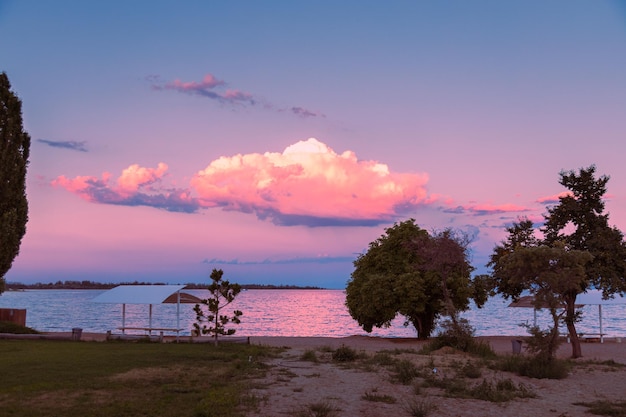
(176, 291, 181, 343)
(599, 305, 603, 343)
(122, 304, 126, 334)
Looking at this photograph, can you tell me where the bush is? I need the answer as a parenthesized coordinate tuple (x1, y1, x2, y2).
(468, 378, 536, 402)
(392, 359, 419, 385)
(0, 321, 39, 334)
(403, 397, 437, 417)
(332, 345, 358, 362)
(573, 400, 626, 416)
(300, 349, 319, 363)
(522, 324, 563, 362)
(495, 355, 569, 379)
(459, 361, 482, 379)
(423, 318, 495, 358)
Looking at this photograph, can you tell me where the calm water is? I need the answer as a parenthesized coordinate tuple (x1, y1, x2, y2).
(1, 289, 625, 337)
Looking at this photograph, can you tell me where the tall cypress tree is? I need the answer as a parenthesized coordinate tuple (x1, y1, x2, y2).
(0, 72, 30, 293)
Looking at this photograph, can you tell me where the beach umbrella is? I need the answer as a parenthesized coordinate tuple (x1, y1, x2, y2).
(508, 290, 626, 342)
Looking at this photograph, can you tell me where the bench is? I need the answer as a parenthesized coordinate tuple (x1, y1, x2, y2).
(567, 333, 607, 344)
(114, 327, 184, 342)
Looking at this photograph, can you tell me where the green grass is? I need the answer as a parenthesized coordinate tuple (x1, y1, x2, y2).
(0, 339, 277, 417)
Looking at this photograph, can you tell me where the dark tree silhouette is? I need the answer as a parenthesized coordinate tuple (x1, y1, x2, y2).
(0, 72, 30, 293)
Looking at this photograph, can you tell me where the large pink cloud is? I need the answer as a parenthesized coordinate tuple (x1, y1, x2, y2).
(52, 138, 538, 227)
(52, 138, 432, 226)
(190, 138, 431, 226)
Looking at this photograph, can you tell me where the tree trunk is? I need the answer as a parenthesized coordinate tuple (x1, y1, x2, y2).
(214, 314, 219, 346)
(413, 311, 435, 340)
(565, 297, 582, 358)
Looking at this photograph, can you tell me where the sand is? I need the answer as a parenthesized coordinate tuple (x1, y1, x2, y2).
(244, 336, 626, 417)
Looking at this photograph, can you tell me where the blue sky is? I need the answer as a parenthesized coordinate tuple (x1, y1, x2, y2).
(1, 1, 625, 288)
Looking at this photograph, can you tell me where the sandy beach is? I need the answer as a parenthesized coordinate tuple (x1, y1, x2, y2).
(243, 335, 626, 417)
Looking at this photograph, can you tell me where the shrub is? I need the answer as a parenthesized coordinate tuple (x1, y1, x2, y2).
(495, 355, 569, 379)
(403, 398, 437, 417)
(573, 400, 626, 416)
(522, 324, 563, 362)
(362, 391, 396, 403)
(300, 349, 319, 363)
(468, 378, 536, 402)
(294, 401, 340, 417)
(0, 321, 39, 334)
(332, 345, 358, 362)
(423, 318, 496, 358)
(392, 359, 419, 385)
(459, 361, 482, 379)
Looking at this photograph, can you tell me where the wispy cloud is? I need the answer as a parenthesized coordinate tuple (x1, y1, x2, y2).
(441, 203, 530, 216)
(203, 255, 355, 265)
(52, 138, 432, 226)
(37, 139, 88, 152)
(290, 106, 324, 119)
(536, 191, 572, 204)
(150, 73, 323, 118)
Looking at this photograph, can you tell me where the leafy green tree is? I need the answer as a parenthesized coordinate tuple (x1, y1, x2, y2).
(346, 219, 487, 339)
(0, 72, 30, 294)
(193, 268, 243, 346)
(489, 166, 626, 358)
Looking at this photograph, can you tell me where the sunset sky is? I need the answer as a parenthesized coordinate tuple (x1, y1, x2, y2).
(2, 1, 625, 288)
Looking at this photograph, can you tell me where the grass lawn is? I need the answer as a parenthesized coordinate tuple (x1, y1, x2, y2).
(0, 339, 276, 417)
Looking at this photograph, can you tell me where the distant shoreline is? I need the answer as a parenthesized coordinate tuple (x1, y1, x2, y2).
(5, 281, 327, 291)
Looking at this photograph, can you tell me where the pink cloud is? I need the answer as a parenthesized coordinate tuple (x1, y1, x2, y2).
(190, 138, 430, 226)
(443, 202, 530, 216)
(536, 191, 573, 204)
(167, 74, 224, 91)
(53, 138, 537, 228)
(117, 163, 168, 195)
(151, 73, 322, 117)
(291, 107, 325, 118)
(152, 73, 255, 106)
(52, 163, 198, 213)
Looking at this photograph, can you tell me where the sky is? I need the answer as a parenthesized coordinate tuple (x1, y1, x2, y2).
(1, 1, 626, 288)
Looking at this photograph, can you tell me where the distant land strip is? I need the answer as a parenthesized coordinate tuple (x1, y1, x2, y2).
(5, 281, 325, 291)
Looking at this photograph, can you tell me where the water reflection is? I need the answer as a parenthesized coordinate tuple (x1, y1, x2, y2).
(1, 289, 624, 337)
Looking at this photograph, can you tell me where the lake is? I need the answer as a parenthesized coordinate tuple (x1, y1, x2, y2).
(1, 289, 625, 337)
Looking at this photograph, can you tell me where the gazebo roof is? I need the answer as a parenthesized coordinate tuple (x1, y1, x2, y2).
(508, 290, 626, 308)
(91, 285, 189, 304)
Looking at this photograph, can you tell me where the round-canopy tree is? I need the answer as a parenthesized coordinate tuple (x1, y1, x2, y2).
(0, 73, 30, 294)
(345, 219, 487, 339)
